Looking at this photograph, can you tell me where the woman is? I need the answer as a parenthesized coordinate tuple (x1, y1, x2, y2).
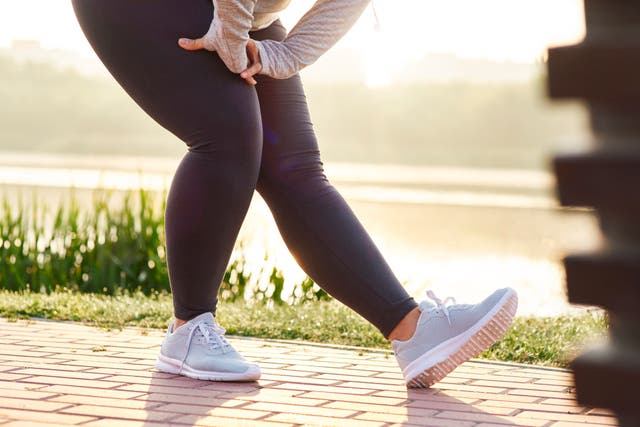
(71, 0, 518, 388)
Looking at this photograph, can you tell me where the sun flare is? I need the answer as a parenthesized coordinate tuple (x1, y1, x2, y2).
(0, 0, 585, 85)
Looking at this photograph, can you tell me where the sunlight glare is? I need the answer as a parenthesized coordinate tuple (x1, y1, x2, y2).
(0, 0, 585, 84)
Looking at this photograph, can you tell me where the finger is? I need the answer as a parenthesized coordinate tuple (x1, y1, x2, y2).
(248, 47, 259, 65)
(240, 63, 262, 79)
(245, 76, 257, 85)
(178, 37, 205, 51)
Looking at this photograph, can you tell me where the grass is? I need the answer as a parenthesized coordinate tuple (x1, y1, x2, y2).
(1, 186, 169, 295)
(0, 289, 607, 368)
(0, 186, 327, 304)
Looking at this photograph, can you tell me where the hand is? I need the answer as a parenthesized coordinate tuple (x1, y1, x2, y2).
(178, 36, 209, 52)
(240, 39, 262, 86)
(178, 36, 261, 86)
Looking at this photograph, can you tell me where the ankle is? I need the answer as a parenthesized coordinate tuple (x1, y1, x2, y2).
(173, 318, 189, 332)
(388, 307, 421, 342)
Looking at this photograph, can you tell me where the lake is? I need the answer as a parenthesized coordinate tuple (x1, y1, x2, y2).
(0, 151, 602, 316)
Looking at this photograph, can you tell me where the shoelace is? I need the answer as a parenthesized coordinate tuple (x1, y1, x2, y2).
(179, 319, 232, 372)
(426, 290, 456, 326)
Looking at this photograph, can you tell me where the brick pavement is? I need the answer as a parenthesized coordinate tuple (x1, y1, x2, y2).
(0, 318, 617, 426)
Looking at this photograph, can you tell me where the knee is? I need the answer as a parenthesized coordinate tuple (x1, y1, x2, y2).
(257, 149, 332, 202)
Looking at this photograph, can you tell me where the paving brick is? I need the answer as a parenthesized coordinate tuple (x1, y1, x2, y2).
(0, 380, 47, 392)
(271, 382, 373, 395)
(85, 367, 175, 379)
(0, 373, 31, 381)
(324, 400, 437, 417)
(508, 371, 574, 381)
(0, 397, 71, 413)
(60, 404, 177, 422)
(508, 388, 576, 400)
(199, 381, 266, 393)
(471, 379, 570, 392)
(160, 406, 270, 420)
(48, 394, 165, 410)
(371, 389, 473, 402)
(10, 368, 106, 380)
(268, 359, 355, 369)
(376, 414, 476, 427)
(116, 383, 229, 397)
(535, 377, 575, 387)
(475, 424, 529, 427)
(171, 415, 296, 427)
(433, 389, 540, 403)
(1, 421, 79, 427)
(585, 408, 616, 416)
(477, 399, 585, 414)
(0, 387, 58, 401)
(259, 366, 315, 377)
(58, 359, 156, 370)
(542, 398, 583, 406)
(431, 383, 508, 394)
(300, 391, 407, 406)
(436, 411, 549, 426)
(0, 408, 96, 425)
(0, 349, 56, 358)
(82, 420, 176, 427)
(151, 398, 248, 415)
(334, 381, 408, 392)
(355, 411, 467, 426)
(517, 367, 575, 378)
(141, 391, 256, 407)
(258, 373, 338, 385)
(0, 362, 93, 372)
(315, 372, 404, 385)
(99, 374, 210, 388)
(406, 399, 516, 416)
(452, 371, 534, 383)
(434, 375, 471, 385)
(17, 376, 126, 389)
(46, 354, 145, 364)
(245, 401, 357, 418)
(37, 385, 145, 400)
(211, 390, 329, 407)
(550, 422, 615, 427)
(515, 411, 619, 425)
(265, 413, 385, 427)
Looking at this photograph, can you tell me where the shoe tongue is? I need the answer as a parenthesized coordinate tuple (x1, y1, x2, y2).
(189, 312, 215, 325)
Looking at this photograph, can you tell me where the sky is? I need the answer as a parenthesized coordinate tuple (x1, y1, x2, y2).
(0, 0, 586, 85)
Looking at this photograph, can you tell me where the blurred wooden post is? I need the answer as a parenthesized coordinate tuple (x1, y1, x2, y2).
(547, 1, 640, 425)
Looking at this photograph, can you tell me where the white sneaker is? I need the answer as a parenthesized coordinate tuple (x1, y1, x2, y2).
(155, 312, 261, 381)
(392, 287, 518, 388)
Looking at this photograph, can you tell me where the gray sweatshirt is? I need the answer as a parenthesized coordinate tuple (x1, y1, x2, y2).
(201, 0, 371, 79)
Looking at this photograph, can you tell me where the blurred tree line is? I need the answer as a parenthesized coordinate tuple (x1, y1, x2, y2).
(0, 54, 588, 169)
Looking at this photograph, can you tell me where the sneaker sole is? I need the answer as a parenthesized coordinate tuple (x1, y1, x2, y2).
(155, 354, 261, 382)
(405, 288, 518, 389)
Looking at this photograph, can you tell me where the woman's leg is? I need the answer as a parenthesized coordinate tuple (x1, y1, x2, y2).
(251, 22, 419, 340)
(71, 0, 263, 320)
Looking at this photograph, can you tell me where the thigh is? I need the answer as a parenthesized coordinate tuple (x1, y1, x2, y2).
(71, 0, 262, 152)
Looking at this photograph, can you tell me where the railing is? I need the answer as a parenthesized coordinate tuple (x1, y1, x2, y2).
(547, 1, 640, 425)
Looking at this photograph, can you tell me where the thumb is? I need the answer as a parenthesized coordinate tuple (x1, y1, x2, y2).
(178, 37, 207, 51)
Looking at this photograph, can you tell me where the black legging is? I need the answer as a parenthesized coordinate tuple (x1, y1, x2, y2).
(71, 0, 417, 338)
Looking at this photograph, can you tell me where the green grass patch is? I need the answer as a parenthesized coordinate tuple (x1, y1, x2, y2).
(0, 290, 607, 368)
(0, 186, 327, 304)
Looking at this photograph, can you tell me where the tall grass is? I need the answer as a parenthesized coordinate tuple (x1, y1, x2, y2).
(0, 186, 328, 304)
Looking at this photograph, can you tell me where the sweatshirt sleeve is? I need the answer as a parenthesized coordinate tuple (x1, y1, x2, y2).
(202, 0, 257, 74)
(255, 0, 371, 79)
